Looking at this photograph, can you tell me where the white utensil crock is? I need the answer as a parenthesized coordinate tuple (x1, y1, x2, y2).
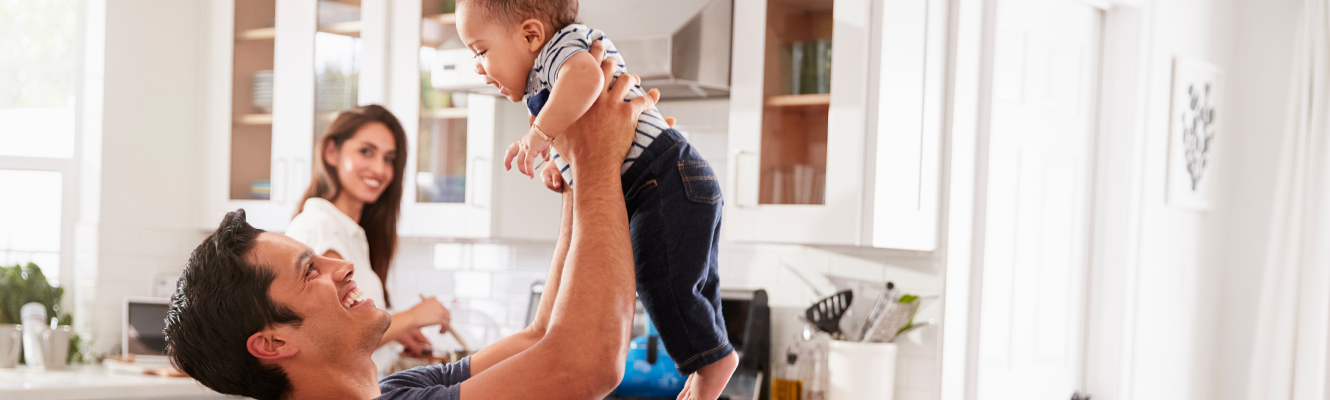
(828, 340, 897, 400)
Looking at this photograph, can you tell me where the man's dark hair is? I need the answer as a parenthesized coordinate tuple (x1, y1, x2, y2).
(164, 210, 304, 400)
(458, 0, 579, 34)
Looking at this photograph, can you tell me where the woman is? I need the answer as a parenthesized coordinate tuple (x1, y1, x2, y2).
(285, 104, 451, 375)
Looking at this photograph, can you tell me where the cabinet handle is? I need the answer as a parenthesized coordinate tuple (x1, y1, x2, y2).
(468, 158, 488, 208)
(732, 150, 756, 208)
(293, 157, 308, 202)
(273, 158, 287, 203)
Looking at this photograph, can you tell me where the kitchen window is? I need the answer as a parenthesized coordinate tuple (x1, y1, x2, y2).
(0, 0, 81, 286)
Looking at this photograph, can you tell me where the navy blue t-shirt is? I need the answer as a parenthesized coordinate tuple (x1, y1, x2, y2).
(376, 356, 471, 400)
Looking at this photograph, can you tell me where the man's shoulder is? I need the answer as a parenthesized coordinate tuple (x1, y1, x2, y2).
(376, 385, 460, 400)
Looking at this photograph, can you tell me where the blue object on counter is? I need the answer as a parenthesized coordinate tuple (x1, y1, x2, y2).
(614, 316, 686, 398)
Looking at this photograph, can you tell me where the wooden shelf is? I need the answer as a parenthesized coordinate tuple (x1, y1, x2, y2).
(238, 27, 276, 40)
(319, 20, 362, 36)
(424, 13, 457, 25)
(765, 93, 831, 107)
(423, 108, 468, 119)
(238, 114, 274, 125)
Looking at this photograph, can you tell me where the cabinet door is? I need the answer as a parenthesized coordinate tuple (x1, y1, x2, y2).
(727, 0, 871, 245)
(391, 0, 495, 238)
(864, 0, 944, 250)
(202, 0, 287, 231)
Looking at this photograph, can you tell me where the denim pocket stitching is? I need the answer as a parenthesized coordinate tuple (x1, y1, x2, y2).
(678, 162, 721, 204)
(624, 179, 658, 201)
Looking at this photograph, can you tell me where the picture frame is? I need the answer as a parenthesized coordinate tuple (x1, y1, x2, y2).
(1166, 57, 1223, 210)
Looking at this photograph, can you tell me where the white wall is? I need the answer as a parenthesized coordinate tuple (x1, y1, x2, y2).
(75, 0, 208, 353)
(1123, 0, 1298, 398)
(1126, 0, 1237, 398)
(1215, 0, 1301, 399)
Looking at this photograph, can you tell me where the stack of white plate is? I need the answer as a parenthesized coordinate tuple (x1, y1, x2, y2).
(252, 70, 274, 113)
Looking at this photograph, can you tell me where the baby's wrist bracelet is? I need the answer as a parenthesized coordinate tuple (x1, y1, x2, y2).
(532, 124, 556, 141)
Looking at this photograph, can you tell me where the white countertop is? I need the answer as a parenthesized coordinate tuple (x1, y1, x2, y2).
(0, 365, 233, 400)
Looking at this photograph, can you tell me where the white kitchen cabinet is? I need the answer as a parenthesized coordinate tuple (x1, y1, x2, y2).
(203, 0, 559, 239)
(202, 0, 382, 232)
(726, 0, 946, 250)
(387, 0, 561, 240)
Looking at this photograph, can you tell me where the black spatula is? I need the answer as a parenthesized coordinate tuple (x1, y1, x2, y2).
(805, 290, 853, 338)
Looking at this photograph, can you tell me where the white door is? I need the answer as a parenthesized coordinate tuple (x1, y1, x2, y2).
(977, 0, 1102, 399)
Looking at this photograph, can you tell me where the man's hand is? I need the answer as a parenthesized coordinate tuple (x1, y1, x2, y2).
(536, 40, 674, 194)
(553, 70, 660, 173)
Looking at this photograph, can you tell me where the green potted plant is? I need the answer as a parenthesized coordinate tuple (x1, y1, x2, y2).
(0, 262, 87, 364)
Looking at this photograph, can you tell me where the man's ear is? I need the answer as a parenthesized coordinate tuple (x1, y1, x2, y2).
(520, 19, 546, 52)
(247, 328, 299, 361)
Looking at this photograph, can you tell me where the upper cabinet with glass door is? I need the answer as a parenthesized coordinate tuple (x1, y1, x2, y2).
(727, 0, 946, 249)
(314, 0, 363, 141)
(204, 0, 377, 232)
(206, 0, 287, 230)
(728, 0, 871, 245)
(389, 0, 560, 240)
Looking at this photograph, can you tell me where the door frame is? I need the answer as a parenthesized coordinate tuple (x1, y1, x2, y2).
(938, 0, 1157, 399)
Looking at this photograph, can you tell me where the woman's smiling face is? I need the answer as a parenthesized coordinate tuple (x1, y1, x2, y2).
(326, 122, 397, 205)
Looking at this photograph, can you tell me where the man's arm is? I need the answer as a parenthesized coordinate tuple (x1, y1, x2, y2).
(466, 187, 574, 375)
(459, 59, 657, 400)
(464, 40, 604, 376)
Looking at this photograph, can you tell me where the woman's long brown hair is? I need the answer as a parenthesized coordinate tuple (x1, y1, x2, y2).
(295, 104, 408, 308)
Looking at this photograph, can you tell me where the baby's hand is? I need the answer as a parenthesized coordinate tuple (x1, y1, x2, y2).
(541, 156, 566, 193)
(504, 128, 552, 178)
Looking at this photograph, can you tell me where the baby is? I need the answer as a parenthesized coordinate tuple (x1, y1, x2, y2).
(455, 0, 738, 398)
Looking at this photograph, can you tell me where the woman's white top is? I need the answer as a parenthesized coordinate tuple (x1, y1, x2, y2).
(285, 197, 397, 375)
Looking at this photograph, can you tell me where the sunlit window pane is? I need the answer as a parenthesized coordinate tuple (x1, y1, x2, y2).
(0, 108, 75, 158)
(0, 170, 62, 278)
(0, 0, 78, 158)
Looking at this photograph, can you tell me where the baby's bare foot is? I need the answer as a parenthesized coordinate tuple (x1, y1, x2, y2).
(679, 352, 739, 400)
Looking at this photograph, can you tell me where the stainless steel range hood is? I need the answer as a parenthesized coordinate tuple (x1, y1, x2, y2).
(606, 0, 733, 99)
(433, 0, 733, 100)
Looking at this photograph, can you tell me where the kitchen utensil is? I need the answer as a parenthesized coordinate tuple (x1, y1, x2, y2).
(863, 300, 919, 343)
(805, 290, 853, 338)
(0, 324, 20, 368)
(894, 320, 934, 338)
(856, 282, 894, 341)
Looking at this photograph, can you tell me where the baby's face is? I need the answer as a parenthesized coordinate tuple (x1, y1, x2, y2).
(456, 3, 541, 103)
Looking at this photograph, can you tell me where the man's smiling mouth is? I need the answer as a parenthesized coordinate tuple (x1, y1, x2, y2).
(342, 282, 366, 309)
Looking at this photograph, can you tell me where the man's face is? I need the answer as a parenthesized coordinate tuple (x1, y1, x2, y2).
(250, 232, 391, 361)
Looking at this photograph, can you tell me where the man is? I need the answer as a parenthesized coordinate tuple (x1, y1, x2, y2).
(165, 42, 658, 400)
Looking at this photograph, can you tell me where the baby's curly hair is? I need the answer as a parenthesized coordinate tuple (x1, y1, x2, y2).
(458, 0, 579, 34)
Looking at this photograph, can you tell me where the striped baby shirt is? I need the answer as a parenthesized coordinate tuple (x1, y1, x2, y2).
(524, 24, 668, 185)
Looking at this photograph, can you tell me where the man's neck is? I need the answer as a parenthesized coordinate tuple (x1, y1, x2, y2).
(284, 356, 380, 399)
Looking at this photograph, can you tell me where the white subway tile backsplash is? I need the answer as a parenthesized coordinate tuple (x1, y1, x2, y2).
(433, 243, 470, 270)
(471, 244, 513, 270)
(491, 271, 543, 298)
(828, 253, 888, 282)
(467, 299, 510, 327)
(453, 270, 492, 298)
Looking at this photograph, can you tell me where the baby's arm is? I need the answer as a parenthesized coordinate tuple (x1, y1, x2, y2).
(533, 51, 605, 141)
(505, 51, 605, 177)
